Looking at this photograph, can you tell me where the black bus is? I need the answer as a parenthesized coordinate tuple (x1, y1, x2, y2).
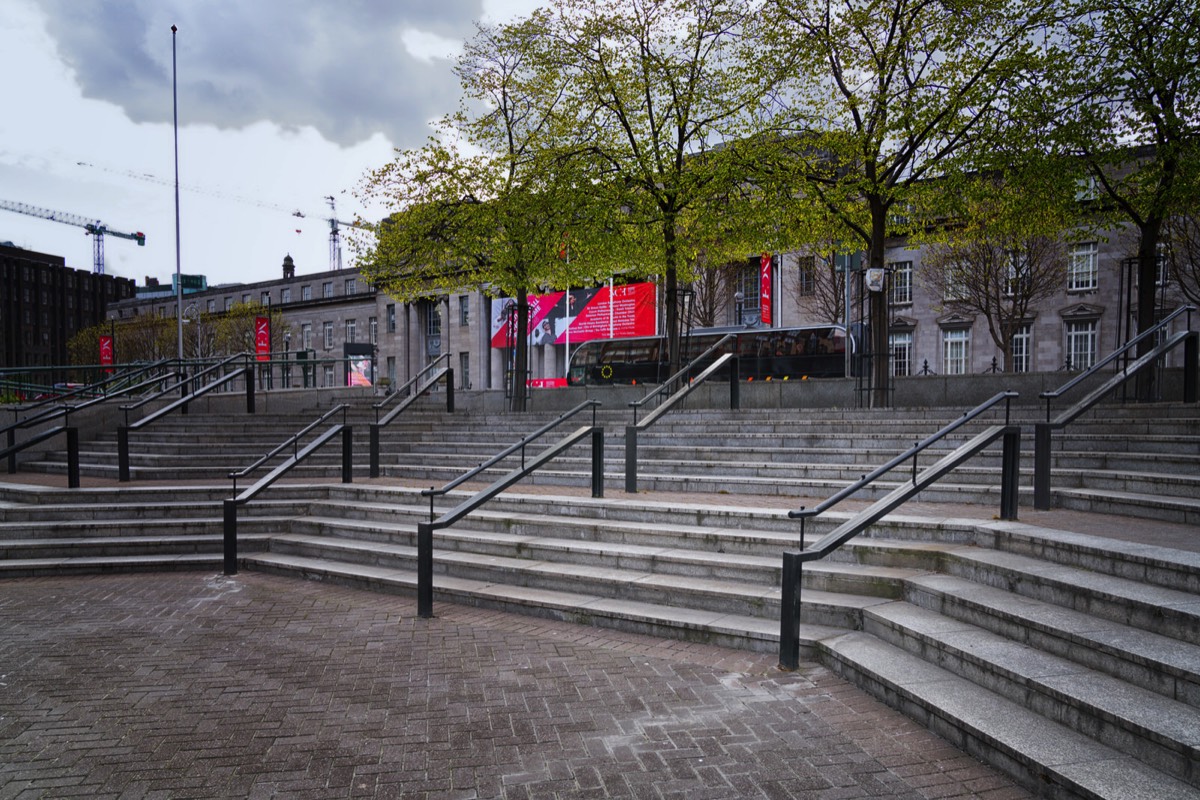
(567, 324, 854, 385)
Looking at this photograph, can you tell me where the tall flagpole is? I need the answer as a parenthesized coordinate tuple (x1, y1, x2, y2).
(172, 25, 183, 363)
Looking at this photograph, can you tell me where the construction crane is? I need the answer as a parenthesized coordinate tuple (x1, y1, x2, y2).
(293, 196, 357, 271)
(75, 162, 362, 273)
(0, 199, 145, 275)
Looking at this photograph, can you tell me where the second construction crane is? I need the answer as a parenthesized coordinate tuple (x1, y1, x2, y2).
(0, 199, 145, 275)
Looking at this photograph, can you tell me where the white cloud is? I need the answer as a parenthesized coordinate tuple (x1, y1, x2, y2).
(0, 0, 553, 286)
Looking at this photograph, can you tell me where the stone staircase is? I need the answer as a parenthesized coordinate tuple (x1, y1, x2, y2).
(3, 395, 1199, 797)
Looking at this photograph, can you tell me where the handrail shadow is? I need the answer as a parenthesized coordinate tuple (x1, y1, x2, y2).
(222, 403, 353, 575)
(414, 399, 605, 618)
(369, 354, 454, 478)
(778, 391, 1021, 670)
(625, 334, 738, 493)
(1033, 305, 1197, 509)
(118, 353, 254, 482)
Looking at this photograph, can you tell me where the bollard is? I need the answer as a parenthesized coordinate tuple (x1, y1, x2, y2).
(417, 521, 433, 618)
(591, 427, 604, 498)
(369, 424, 380, 479)
(624, 425, 638, 494)
(223, 499, 239, 575)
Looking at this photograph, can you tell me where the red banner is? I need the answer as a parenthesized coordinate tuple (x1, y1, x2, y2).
(99, 334, 114, 372)
(490, 282, 658, 348)
(255, 316, 270, 362)
(760, 253, 773, 325)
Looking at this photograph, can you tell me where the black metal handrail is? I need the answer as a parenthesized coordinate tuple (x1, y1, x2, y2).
(222, 405, 354, 576)
(118, 354, 255, 482)
(625, 335, 739, 493)
(6, 360, 173, 421)
(2, 364, 180, 484)
(778, 391, 1022, 670)
(374, 354, 450, 422)
(414, 399, 605, 618)
(420, 399, 601, 507)
(789, 391, 1018, 535)
(120, 353, 248, 425)
(229, 403, 349, 491)
(369, 356, 454, 478)
(1033, 308, 1197, 509)
(629, 334, 736, 424)
(1037, 304, 1195, 423)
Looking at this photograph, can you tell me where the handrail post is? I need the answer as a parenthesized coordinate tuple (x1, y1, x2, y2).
(446, 368, 455, 413)
(223, 499, 238, 575)
(591, 426, 604, 498)
(730, 356, 740, 410)
(417, 521, 433, 618)
(1000, 426, 1020, 521)
(369, 423, 380, 479)
(1033, 422, 1052, 510)
(779, 552, 802, 670)
(1185, 331, 1197, 404)
(117, 426, 130, 483)
(624, 425, 638, 494)
(342, 425, 353, 483)
(66, 427, 80, 489)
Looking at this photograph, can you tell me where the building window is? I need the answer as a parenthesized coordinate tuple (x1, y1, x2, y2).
(261, 291, 271, 306)
(242, 293, 251, 304)
(890, 331, 912, 377)
(459, 352, 470, 389)
(207, 299, 216, 313)
(426, 304, 442, 338)
(345, 319, 357, 344)
(345, 278, 357, 295)
(386, 304, 396, 333)
(459, 295, 470, 326)
(369, 316, 378, 344)
(942, 328, 970, 375)
(301, 323, 313, 351)
(890, 261, 912, 305)
(1068, 242, 1098, 291)
(224, 297, 233, 312)
(281, 287, 291, 304)
(323, 321, 334, 350)
(944, 264, 967, 301)
(322, 281, 333, 298)
(1005, 252, 1032, 298)
(734, 264, 760, 325)
(323, 364, 335, 387)
(302, 285, 312, 301)
(797, 256, 817, 297)
(1011, 323, 1031, 373)
(1075, 175, 1098, 202)
(1065, 319, 1097, 370)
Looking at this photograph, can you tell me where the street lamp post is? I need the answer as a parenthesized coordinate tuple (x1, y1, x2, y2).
(734, 291, 744, 326)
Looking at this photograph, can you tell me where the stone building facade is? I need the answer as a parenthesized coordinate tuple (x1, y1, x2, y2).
(104, 216, 1191, 397)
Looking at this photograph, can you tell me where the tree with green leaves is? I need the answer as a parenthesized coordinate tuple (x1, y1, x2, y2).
(918, 159, 1084, 371)
(1054, 0, 1199, 393)
(355, 14, 611, 411)
(760, 0, 1057, 404)
(537, 0, 790, 376)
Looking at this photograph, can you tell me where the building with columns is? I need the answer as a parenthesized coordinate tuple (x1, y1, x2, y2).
(104, 216, 1191, 398)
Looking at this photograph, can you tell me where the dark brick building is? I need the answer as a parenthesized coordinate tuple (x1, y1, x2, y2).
(0, 242, 135, 369)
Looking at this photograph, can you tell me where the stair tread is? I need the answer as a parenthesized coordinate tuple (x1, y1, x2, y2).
(824, 632, 1200, 799)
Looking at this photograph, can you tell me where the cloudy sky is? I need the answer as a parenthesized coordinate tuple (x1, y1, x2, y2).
(0, 0, 543, 287)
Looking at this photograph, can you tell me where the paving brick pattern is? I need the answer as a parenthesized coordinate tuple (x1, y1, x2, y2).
(0, 573, 1030, 800)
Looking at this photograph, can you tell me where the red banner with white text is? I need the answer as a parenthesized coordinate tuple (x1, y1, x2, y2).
(490, 282, 658, 348)
(99, 334, 114, 373)
(255, 316, 270, 362)
(760, 253, 773, 326)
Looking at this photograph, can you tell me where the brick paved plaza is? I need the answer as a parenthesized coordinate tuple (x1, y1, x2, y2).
(0, 571, 1032, 799)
